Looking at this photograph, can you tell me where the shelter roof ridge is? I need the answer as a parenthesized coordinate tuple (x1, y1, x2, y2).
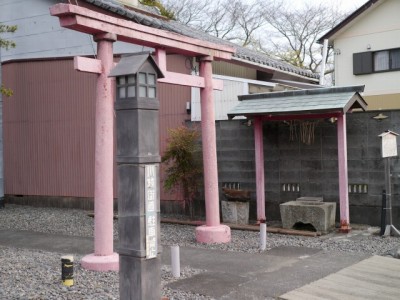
(238, 85, 365, 101)
(228, 86, 367, 119)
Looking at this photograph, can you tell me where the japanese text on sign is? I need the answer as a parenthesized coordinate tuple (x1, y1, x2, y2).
(145, 165, 157, 259)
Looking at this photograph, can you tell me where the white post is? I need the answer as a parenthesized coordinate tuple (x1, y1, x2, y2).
(319, 39, 329, 86)
(171, 245, 180, 278)
(260, 223, 267, 251)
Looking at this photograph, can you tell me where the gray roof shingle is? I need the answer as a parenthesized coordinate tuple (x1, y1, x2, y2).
(83, 0, 319, 80)
(227, 85, 367, 119)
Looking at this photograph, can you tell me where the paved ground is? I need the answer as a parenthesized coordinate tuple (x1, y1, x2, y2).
(279, 255, 400, 300)
(162, 246, 369, 299)
(2, 228, 395, 299)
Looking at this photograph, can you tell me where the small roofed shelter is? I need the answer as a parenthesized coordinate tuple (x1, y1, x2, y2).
(228, 85, 367, 232)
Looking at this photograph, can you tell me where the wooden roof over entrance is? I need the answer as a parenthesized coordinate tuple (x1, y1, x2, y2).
(228, 86, 367, 120)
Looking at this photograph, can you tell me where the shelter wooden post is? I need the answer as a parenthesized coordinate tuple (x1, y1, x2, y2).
(81, 33, 119, 271)
(337, 113, 351, 232)
(254, 116, 266, 222)
(195, 56, 231, 243)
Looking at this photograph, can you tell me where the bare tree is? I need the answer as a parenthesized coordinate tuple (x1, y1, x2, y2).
(162, 0, 209, 26)
(228, 0, 266, 47)
(162, 0, 267, 47)
(257, 1, 346, 75)
(162, 0, 348, 77)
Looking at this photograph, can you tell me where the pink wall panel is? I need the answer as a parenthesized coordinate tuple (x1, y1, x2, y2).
(159, 55, 192, 202)
(3, 59, 97, 197)
(3, 54, 191, 203)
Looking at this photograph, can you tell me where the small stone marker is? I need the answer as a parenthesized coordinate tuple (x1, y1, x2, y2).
(61, 255, 74, 287)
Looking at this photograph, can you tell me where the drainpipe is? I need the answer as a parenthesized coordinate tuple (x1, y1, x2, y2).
(319, 39, 329, 86)
(0, 47, 4, 208)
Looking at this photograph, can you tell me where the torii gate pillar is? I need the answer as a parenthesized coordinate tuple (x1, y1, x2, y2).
(337, 113, 351, 233)
(195, 56, 231, 243)
(81, 33, 119, 271)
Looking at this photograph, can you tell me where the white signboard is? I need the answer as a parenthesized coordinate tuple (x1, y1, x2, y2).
(380, 132, 398, 158)
(145, 164, 157, 259)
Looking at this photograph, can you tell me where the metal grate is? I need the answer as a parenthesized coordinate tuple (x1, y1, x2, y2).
(281, 183, 300, 192)
(223, 182, 241, 190)
(348, 184, 368, 194)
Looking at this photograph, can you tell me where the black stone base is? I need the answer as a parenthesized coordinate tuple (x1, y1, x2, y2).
(119, 255, 161, 300)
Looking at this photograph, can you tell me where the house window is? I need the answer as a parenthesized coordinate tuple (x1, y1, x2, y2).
(138, 72, 157, 98)
(117, 75, 136, 99)
(353, 48, 400, 75)
(353, 52, 373, 75)
(373, 48, 400, 72)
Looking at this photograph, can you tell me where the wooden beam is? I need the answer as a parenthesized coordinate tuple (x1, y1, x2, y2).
(74, 56, 102, 74)
(158, 72, 223, 91)
(154, 48, 223, 90)
(50, 4, 235, 59)
(262, 112, 341, 121)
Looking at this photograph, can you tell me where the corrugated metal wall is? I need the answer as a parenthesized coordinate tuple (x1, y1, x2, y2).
(212, 61, 257, 79)
(2, 55, 189, 202)
(159, 55, 192, 202)
(191, 78, 248, 122)
(3, 59, 97, 197)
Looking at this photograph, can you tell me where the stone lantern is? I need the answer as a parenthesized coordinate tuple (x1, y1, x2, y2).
(109, 52, 164, 300)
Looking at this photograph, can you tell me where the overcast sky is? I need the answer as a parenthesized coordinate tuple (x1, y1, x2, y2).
(268, 0, 369, 12)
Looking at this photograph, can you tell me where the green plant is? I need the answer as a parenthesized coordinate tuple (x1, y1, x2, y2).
(1, 24, 17, 97)
(162, 125, 202, 217)
(140, 0, 175, 19)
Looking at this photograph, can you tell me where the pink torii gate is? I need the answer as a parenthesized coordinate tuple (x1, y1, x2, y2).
(50, 3, 233, 271)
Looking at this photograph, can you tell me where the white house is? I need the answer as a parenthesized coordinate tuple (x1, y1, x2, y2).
(318, 0, 400, 110)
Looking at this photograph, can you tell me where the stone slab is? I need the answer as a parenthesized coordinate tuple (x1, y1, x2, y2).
(221, 200, 249, 224)
(280, 201, 336, 233)
(296, 197, 323, 202)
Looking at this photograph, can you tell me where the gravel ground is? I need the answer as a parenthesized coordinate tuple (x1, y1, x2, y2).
(1, 204, 400, 299)
(0, 246, 209, 300)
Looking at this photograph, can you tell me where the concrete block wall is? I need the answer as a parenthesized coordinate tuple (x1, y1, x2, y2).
(215, 110, 400, 227)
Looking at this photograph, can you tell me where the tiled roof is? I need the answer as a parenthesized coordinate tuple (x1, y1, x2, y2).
(227, 86, 367, 119)
(83, 0, 319, 80)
